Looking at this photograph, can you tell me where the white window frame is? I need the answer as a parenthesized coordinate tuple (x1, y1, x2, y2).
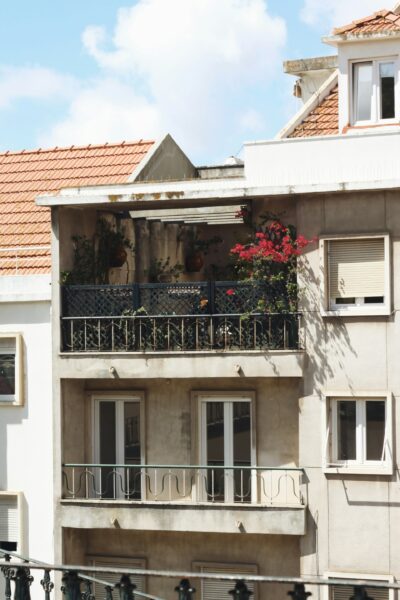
(0, 333, 23, 406)
(92, 393, 145, 500)
(0, 492, 24, 554)
(323, 572, 394, 600)
(195, 392, 256, 504)
(192, 561, 258, 600)
(322, 392, 393, 475)
(320, 233, 391, 317)
(87, 555, 146, 596)
(351, 57, 400, 126)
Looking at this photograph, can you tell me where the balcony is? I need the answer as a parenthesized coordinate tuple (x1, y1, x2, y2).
(60, 281, 301, 354)
(60, 464, 306, 536)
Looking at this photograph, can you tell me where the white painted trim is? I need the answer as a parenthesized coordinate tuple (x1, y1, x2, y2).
(276, 70, 338, 139)
(319, 233, 391, 317)
(322, 392, 393, 475)
(92, 393, 145, 500)
(195, 391, 256, 504)
(0, 333, 23, 407)
(323, 571, 394, 600)
(0, 491, 24, 554)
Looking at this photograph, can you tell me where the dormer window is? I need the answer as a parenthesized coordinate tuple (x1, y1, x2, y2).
(352, 59, 397, 124)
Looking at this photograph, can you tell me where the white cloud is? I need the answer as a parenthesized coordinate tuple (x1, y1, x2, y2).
(301, 0, 391, 30)
(40, 78, 161, 147)
(0, 65, 77, 110)
(41, 0, 286, 159)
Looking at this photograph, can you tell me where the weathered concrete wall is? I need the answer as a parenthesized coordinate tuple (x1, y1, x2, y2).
(61, 377, 301, 470)
(63, 528, 300, 600)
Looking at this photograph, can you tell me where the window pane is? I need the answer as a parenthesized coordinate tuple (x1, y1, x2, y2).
(337, 401, 356, 460)
(206, 402, 224, 500)
(366, 401, 385, 460)
(124, 402, 141, 499)
(380, 62, 395, 119)
(354, 62, 373, 121)
(0, 354, 15, 395)
(99, 401, 116, 498)
(233, 402, 251, 502)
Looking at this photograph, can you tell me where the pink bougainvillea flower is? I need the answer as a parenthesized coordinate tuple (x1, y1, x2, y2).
(226, 289, 235, 296)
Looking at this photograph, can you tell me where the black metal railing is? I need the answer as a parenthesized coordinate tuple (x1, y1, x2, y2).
(61, 282, 301, 353)
(62, 282, 273, 317)
(1, 550, 398, 600)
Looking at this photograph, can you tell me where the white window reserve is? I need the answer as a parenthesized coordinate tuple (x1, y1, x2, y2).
(321, 234, 390, 316)
(352, 59, 397, 124)
(0, 334, 23, 405)
(323, 393, 392, 474)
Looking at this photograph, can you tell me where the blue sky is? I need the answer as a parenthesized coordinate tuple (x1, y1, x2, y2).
(0, 0, 388, 163)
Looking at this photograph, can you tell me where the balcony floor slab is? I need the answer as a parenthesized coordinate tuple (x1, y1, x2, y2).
(59, 500, 306, 536)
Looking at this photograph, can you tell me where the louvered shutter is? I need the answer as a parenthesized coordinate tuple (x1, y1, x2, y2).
(198, 564, 257, 600)
(331, 584, 388, 600)
(89, 557, 145, 598)
(328, 238, 385, 300)
(0, 496, 18, 544)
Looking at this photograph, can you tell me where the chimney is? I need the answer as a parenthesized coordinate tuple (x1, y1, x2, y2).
(394, 2, 400, 14)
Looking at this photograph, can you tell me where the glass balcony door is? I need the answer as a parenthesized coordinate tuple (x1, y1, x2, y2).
(200, 397, 254, 503)
(94, 397, 142, 499)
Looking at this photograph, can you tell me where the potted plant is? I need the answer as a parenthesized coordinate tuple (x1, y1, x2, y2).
(147, 258, 184, 283)
(185, 228, 222, 273)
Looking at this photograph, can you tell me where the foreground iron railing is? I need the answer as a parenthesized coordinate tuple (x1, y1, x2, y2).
(62, 464, 304, 505)
(1, 550, 399, 600)
(61, 313, 301, 352)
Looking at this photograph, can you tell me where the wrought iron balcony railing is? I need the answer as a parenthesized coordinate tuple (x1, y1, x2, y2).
(60, 282, 301, 352)
(62, 464, 305, 506)
(1, 549, 398, 600)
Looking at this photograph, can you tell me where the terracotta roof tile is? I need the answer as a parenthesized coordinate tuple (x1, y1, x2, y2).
(333, 9, 400, 35)
(288, 85, 339, 139)
(0, 140, 155, 276)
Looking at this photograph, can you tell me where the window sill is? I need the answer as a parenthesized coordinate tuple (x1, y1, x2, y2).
(321, 307, 391, 318)
(0, 398, 22, 407)
(324, 465, 393, 476)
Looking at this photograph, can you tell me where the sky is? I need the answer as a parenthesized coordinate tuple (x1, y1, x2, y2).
(0, 0, 392, 164)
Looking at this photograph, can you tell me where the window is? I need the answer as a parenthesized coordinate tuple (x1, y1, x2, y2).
(193, 562, 257, 600)
(0, 494, 19, 551)
(321, 235, 390, 315)
(0, 335, 23, 405)
(352, 59, 397, 124)
(87, 556, 146, 598)
(325, 573, 393, 600)
(324, 394, 392, 474)
(93, 395, 144, 500)
(198, 394, 255, 503)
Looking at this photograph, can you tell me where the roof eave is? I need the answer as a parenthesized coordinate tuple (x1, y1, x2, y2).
(323, 30, 400, 46)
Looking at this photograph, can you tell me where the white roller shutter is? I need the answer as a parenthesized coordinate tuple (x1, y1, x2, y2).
(331, 584, 389, 600)
(328, 238, 385, 300)
(88, 557, 145, 598)
(195, 563, 257, 600)
(0, 496, 18, 544)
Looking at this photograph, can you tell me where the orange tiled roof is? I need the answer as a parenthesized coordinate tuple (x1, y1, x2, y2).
(0, 140, 155, 276)
(288, 85, 339, 139)
(333, 9, 400, 35)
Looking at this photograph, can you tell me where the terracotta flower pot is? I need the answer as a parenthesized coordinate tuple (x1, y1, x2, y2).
(109, 245, 128, 268)
(186, 251, 204, 273)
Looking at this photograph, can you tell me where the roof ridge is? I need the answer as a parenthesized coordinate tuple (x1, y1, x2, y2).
(0, 139, 155, 158)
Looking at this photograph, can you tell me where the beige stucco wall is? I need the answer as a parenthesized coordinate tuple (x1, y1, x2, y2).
(296, 189, 400, 580)
(63, 527, 300, 600)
